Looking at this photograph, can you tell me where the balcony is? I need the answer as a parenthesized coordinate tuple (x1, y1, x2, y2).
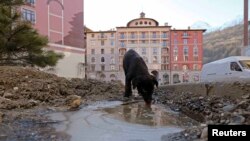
(98, 35, 108, 40)
(182, 35, 190, 38)
(119, 36, 127, 40)
(150, 43, 161, 47)
(127, 43, 138, 48)
(151, 35, 161, 39)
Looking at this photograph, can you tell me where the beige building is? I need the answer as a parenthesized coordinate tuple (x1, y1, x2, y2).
(86, 12, 169, 84)
(86, 12, 204, 85)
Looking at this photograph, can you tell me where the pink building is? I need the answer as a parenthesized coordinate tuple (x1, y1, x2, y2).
(21, 0, 85, 78)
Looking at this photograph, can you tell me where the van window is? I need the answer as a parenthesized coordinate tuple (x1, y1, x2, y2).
(239, 60, 250, 69)
(230, 62, 242, 71)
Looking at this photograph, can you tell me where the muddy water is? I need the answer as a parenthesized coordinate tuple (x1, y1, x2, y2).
(49, 101, 198, 141)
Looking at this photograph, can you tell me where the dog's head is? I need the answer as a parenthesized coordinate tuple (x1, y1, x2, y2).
(132, 75, 158, 106)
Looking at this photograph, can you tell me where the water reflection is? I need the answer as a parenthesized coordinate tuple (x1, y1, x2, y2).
(100, 102, 197, 127)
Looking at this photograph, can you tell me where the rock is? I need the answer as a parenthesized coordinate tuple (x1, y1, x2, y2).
(3, 92, 14, 99)
(66, 95, 82, 109)
(200, 127, 208, 139)
(230, 115, 245, 124)
(13, 87, 18, 91)
(222, 104, 236, 112)
(242, 94, 250, 99)
(70, 99, 82, 109)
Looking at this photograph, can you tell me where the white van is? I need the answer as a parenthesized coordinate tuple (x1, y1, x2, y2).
(200, 56, 250, 83)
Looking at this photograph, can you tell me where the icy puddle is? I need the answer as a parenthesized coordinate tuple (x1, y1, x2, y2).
(49, 101, 198, 141)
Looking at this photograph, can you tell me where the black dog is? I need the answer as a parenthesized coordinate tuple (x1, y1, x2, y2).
(123, 49, 158, 106)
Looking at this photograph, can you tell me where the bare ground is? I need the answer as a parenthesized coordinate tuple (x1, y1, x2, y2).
(0, 66, 249, 141)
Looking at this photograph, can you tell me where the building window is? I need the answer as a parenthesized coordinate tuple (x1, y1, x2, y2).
(22, 9, 36, 23)
(173, 47, 178, 56)
(174, 39, 178, 45)
(141, 40, 146, 44)
(26, 0, 35, 5)
(101, 65, 105, 71)
(100, 33, 105, 38)
(183, 46, 188, 55)
(91, 57, 95, 63)
(174, 32, 178, 37)
(101, 49, 104, 54)
(194, 56, 198, 61)
(111, 57, 115, 64)
(111, 33, 114, 37)
(173, 64, 178, 70)
(153, 56, 158, 63)
(91, 49, 95, 55)
(141, 32, 146, 38)
(174, 56, 178, 62)
(101, 57, 105, 62)
(131, 32, 136, 39)
(184, 56, 188, 61)
(91, 65, 95, 71)
(120, 41, 125, 47)
(153, 48, 158, 55)
(183, 39, 188, 45)
(101, 40, 105, 46)
(183, 32, 188, 37)
(111, 48, 114, 54)
(91, 34, 95, 37)
(120, 33, 125, 39)
(193, 47, 198, 56)
(110, 40, 114, 46)
(162, 32, 167, 38)
(162, 41, 167, 47)
(183, 65, 188, 71)
(110, 65, 115, 70)
(152, 32, 157, 38)
(194, 39, 197, 44)
(193, 64, 198, 71)
(142, 48, 146, 55)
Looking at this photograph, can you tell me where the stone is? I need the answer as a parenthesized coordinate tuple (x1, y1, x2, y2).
(222, 104, 236, 112)
(70, 99, 82, 109)
(13, 87, 18, 91)
(66, 95, 82, 109)
(200, 127, 208, 139)
(3, 92, 14, 99)
(230, 115, 245, 124)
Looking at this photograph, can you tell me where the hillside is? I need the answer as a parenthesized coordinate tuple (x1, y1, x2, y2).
(203, 24, 244, 64)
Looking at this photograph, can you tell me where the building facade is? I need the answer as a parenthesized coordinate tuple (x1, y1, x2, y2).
(86, 13, 205, 85)
(21, 0, 85, 78)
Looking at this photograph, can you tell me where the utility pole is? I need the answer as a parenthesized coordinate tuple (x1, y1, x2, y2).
(244, 0, 248, 47)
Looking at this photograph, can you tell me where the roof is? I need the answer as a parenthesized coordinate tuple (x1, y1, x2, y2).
(172, 29, 207, 32)
(116, 26, 171, 29)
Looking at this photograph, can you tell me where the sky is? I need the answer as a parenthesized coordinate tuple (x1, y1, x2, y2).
(84, 0, 244, 31)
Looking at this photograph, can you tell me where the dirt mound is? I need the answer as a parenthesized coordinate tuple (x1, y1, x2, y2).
(0, 66, 124, 110)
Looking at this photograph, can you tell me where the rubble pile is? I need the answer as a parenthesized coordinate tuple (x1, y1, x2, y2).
(0, 66, 123, 110)
(156, 85, 250, 140)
